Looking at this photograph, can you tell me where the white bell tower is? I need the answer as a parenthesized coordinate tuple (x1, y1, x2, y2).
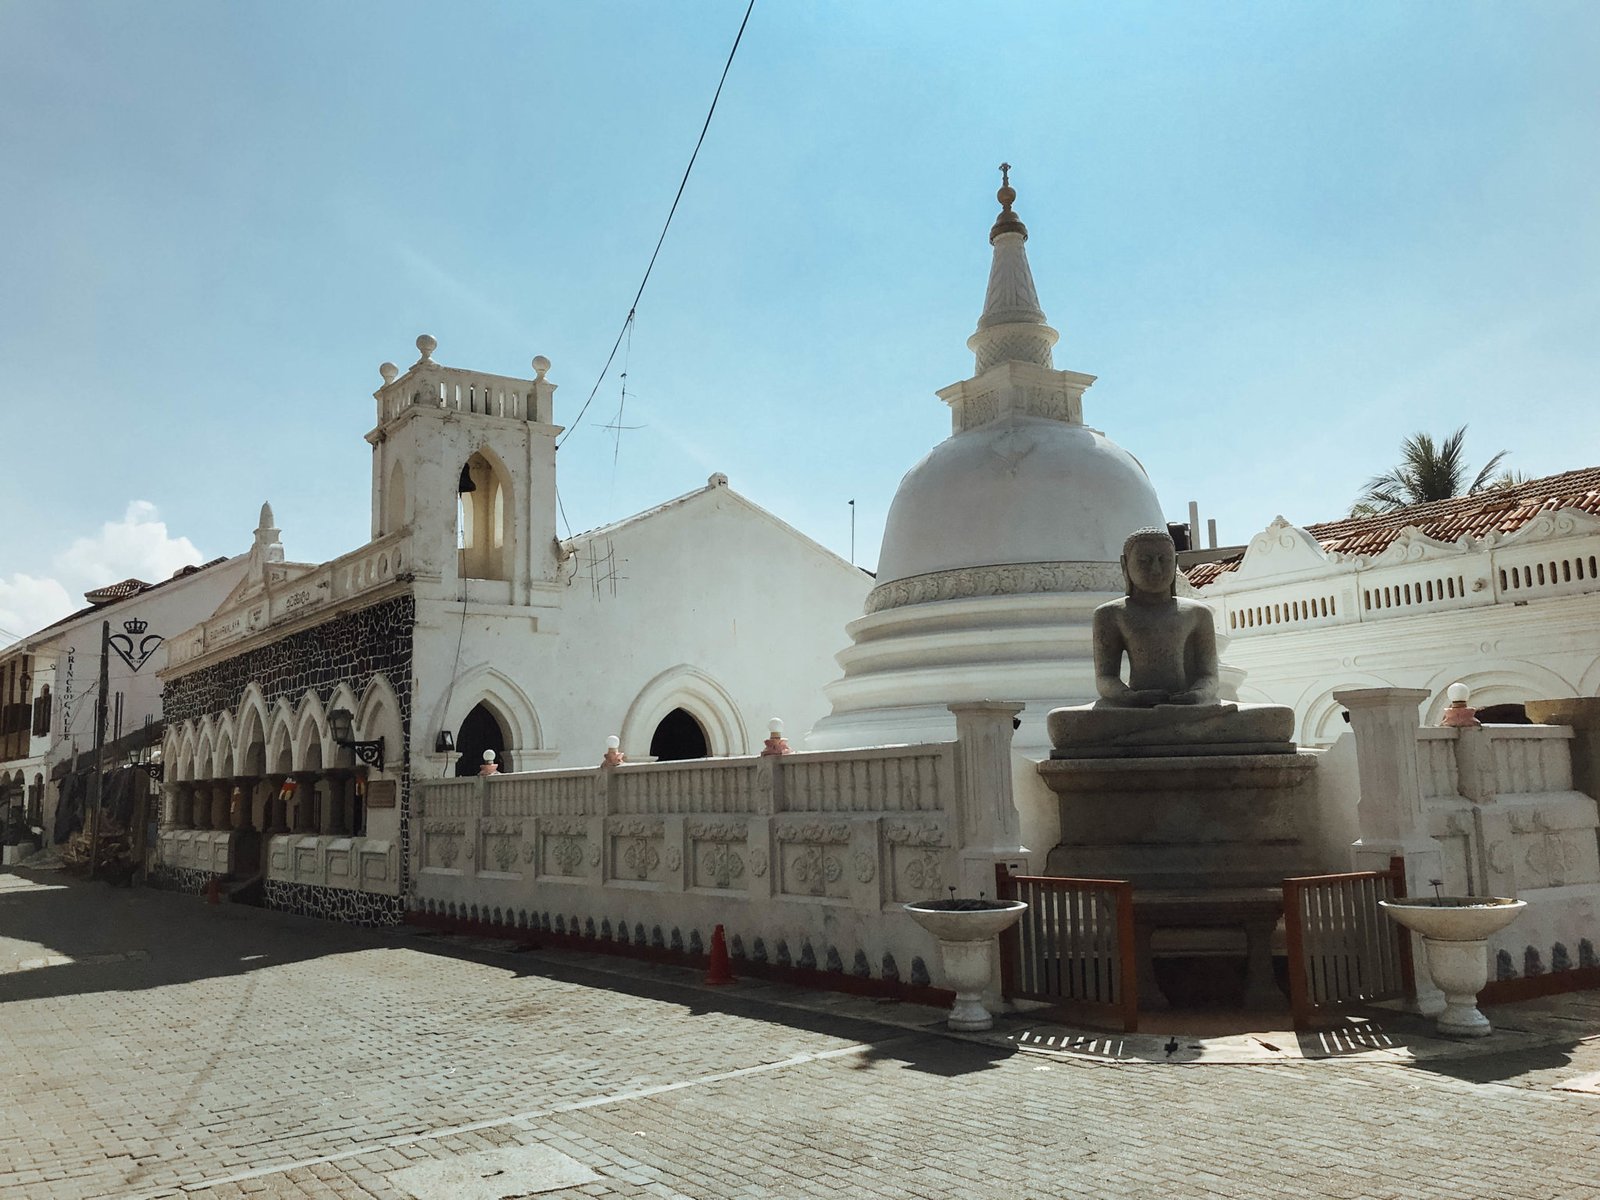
(366, 334, 561, 601)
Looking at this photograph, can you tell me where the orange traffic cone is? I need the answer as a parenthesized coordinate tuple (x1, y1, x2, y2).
(205, 877, 221, 906)
(704, 924, 735, 986)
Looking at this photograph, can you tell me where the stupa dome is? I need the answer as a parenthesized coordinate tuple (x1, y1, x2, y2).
(877, 418, 1163, 585)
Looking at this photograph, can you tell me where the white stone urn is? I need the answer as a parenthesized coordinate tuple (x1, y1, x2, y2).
(1379, 897, 1527, 1038)
(903, 899, 1028, 1031)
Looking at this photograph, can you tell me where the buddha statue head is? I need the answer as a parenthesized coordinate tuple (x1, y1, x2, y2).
(1121, 527, 1178, 599)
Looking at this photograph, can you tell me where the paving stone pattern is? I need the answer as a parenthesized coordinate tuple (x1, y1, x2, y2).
(2, 869, 1598, 1200)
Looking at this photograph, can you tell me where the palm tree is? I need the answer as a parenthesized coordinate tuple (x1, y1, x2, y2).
(1350, 426, 1511, 516)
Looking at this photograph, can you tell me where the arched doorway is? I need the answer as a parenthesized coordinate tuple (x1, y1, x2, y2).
(650, 708, 708, 762)
(455, 702, 508, 776)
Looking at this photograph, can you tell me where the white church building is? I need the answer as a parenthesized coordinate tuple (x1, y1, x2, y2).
(153, 341, 869, 921)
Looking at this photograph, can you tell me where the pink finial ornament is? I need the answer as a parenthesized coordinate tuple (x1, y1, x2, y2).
(761, 718, 792, 757)
(1440, 683, 1481, 729)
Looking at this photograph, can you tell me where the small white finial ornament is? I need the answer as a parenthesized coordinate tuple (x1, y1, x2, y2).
(532, 355, 551, 379)
(477, 747, 500, 776)
(769, 718, 784, 735)
(416, 334, 437, 361)
(708, 472, 729, 488)
(1441, 683, 1481, 728)
(606, 735, 620, 749)
(379, 362, 398, 384)
(483, 749, 497, 762)
(602, 734, 625, 767)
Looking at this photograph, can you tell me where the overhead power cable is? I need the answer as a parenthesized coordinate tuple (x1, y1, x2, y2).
(557, 0, 756, 450)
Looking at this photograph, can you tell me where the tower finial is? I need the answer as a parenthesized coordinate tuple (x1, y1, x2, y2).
(990, 161, 1027, 241)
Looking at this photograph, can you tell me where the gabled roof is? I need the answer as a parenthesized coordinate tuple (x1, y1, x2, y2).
(1187, 465, 1600, 587)
(562, 476, 867, 577)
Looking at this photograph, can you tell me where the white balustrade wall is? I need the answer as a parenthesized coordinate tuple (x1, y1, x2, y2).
(410, 733, 991, 989)
(1413, 723, 1600, 977)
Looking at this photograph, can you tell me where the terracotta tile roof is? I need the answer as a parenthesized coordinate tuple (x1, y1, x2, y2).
(1185, 558, 1239, 588)
(1185, 466, 1600, 587)
(82, 578, 152, 605)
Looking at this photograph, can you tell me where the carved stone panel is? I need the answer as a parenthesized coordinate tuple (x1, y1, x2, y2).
(540, 817, 589, 879)
(422, 821, 464, 871)
(776, 821, 851, 900)
(481, 819, 524, 876)
(608, 818, 664, 883)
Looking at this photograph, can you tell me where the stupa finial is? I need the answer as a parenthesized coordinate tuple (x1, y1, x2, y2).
(990, 161, 1027, 242)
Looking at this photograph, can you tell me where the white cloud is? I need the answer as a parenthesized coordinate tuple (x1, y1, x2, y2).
(0, 501, 204, 647)
(0, 574, 76, 647)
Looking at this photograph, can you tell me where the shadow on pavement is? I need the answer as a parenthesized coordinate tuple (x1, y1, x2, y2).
(0, 867, 388, 1005)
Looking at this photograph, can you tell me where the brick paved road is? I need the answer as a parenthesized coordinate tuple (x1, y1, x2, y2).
(2, 868, 1598, 1200)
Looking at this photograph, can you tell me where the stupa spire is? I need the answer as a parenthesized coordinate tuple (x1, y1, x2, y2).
(968, 163, 1059, 373)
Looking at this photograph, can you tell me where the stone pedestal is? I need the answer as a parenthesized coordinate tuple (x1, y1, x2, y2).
(1040, 752, 1320, 890)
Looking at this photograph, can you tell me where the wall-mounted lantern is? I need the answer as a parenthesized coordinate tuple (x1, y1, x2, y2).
(329, 708, 385, 773)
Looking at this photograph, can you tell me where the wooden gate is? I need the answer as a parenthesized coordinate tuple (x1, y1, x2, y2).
(996, 865, 1138, 1032)
(1283, 856, 1414, 1029)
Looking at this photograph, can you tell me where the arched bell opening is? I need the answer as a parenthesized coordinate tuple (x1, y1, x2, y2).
(457, 452, 511, 581)
(649, 708, 709, 762)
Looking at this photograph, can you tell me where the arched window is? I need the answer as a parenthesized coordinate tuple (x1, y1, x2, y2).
(385, 459, 408, 533)
(650, 708, 709, 762)
(32, 685, 51, 738)
(458, 453, 512, 581)
(455, 702, 508, 777)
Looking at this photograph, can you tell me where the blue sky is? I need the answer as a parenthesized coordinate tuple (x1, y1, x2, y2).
(2, 1, 1597, 641)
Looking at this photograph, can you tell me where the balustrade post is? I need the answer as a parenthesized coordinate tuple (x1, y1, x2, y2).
(1333, 686, 1445, 1015)
(948, 702, 1027, 899)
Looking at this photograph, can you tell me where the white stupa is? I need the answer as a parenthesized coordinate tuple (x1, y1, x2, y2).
(807, 168, 1169, 754)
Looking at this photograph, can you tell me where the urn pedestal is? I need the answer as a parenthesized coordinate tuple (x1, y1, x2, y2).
(903, 900, 1028, 1031)
(1379, 898, 1527, 1038)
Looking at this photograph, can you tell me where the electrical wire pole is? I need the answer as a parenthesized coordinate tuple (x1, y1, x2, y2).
(86, 620, 109, 879)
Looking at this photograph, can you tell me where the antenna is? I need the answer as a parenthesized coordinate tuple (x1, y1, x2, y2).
(849, 499, 856, 565)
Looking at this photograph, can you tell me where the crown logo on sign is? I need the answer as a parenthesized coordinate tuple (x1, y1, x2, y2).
(123, 618, 148, 634)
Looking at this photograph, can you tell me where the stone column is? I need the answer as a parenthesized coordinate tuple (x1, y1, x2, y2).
(291, 780, 318, 838)
(167, 784, 190, 830)
(1333, 686, 1445, 1015)
(262, 776, 286, 833)
(948, 702, 1027, 899)
(209, 784, 230, 831)
(1527, 697, 1600, 801)
(231, 781, 256, 831)
(326, 771, 350, 836)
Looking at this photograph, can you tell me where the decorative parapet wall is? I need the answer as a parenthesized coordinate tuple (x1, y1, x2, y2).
(410, 713, 1022, 991)
(1340, 688, 1600, 984)
(1420, 725, 1600, 903)
(1201, 509, 1600, 638)
(165, 532, 413, 672)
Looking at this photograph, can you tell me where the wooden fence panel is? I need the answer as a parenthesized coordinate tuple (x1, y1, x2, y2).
(1284, 856, 1412, 1029)
(996, 865, 1138, 1032)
